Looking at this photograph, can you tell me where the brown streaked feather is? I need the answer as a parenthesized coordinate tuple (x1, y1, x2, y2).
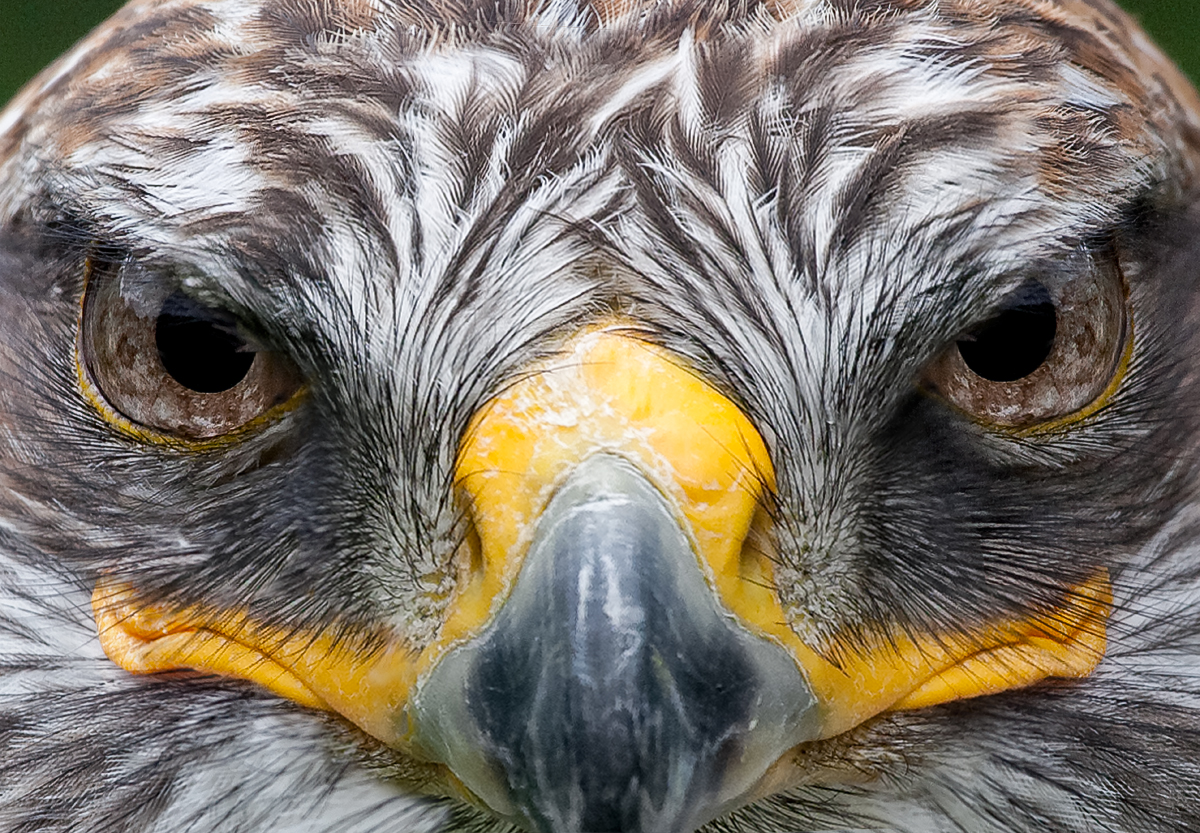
(1, 1, 1200, 832)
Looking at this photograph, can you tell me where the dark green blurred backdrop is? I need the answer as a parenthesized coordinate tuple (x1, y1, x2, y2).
(0, 0, 1197, 104)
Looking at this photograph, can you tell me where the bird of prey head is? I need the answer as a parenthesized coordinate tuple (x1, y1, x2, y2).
(1, 0, 1199, 831)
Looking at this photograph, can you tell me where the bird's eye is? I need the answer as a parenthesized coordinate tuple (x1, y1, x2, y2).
(923, 260, 1128, 429)
(79, 263, 303, 441)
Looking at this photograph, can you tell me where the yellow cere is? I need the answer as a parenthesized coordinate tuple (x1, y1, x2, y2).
(445, 326, 777, 670)
(91, 324, 1113, 760)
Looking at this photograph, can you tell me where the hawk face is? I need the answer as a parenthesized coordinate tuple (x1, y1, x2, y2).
(2, 1, 1200, 831)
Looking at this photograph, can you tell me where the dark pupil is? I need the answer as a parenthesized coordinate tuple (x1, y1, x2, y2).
(155, 291, 255, 393)
(957, 281, 1057, 383)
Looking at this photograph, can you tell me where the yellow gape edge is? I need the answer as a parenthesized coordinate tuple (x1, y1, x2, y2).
(93, 325, 1111, 773)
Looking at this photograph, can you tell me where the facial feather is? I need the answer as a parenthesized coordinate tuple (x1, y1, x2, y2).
(0, 1, 1198, 831)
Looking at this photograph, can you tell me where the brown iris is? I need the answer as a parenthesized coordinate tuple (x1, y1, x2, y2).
(924, 258, 1128, 428)
(79, 263, 302, 440)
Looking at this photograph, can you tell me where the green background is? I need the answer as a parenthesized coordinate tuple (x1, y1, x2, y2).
(0, 1, 1197, 104)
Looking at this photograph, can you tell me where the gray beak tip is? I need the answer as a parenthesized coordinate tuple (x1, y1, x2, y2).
(413, 454, 818, 833)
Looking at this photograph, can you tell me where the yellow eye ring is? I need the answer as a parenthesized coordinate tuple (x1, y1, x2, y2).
(1010, 310, 1134, 438)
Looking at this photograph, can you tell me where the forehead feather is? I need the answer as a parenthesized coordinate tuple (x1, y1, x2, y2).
(0, 0, 1194, 332)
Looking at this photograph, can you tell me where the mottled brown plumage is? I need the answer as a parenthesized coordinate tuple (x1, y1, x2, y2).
(2, 1, 1200, 831)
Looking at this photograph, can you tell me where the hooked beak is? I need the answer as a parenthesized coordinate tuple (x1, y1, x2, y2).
(413, 453, 816, 832)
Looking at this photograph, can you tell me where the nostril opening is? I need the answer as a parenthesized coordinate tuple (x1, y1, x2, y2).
(738, 505, 780, 587)
(463, 522, 484, 577)
(451, 512, 485, 584)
